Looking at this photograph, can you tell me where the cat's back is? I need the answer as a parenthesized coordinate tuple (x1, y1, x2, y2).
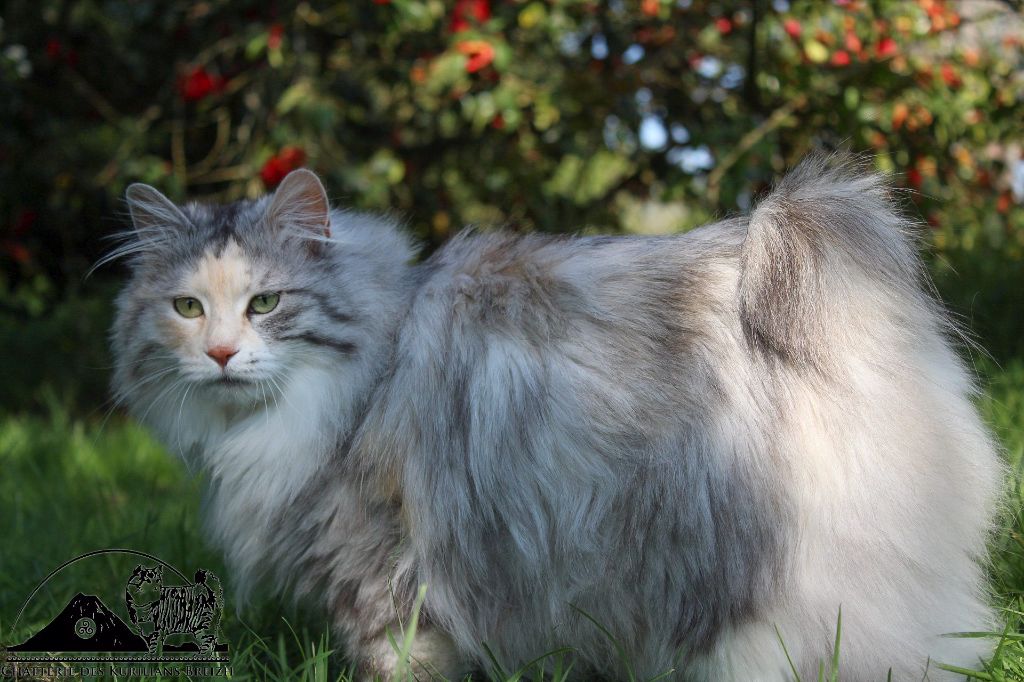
(407, 223, 746, 358)
(386, 223, 750, 468)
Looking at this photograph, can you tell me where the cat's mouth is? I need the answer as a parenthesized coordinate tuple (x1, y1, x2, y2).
(209, 375, 253, 386)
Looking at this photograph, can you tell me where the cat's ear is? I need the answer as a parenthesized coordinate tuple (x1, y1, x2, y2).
(125, 183, 190, 233)
(267, 169, 331, 253)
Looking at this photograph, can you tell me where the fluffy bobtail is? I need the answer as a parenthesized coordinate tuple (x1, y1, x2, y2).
(739, 154, 925, 367)
(728, 155, 1002, 680)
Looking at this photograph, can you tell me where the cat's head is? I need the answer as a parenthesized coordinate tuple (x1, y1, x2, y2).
(109, 169, 414, 440)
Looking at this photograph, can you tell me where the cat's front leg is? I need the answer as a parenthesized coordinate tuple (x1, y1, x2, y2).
(322, 502, 468, 680)
(354, 624, 464, 681)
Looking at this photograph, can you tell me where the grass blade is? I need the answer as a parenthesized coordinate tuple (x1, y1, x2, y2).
(568, 604, 636, 682)
(775, 624, 802, 682)
(830, 606, 841, 682)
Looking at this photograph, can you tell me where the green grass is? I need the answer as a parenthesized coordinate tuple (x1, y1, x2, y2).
(1, 348, 1023, 680)
(0, 407, 331, 680)
(974, 357, 1024, 682)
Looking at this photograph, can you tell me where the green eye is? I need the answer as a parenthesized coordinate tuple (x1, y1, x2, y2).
(173, 297, 204, 318)
(249, 292, 280, 314)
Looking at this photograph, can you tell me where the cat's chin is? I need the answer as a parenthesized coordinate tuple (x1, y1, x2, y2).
(200, 376, 269, 407)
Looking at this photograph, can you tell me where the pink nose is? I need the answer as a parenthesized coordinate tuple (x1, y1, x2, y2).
(206, 346, 238, 368)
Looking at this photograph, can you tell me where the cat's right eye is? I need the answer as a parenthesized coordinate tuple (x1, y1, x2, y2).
(173, 297, 204, 318)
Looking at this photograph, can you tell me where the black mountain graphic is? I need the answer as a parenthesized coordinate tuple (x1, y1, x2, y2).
(9, 593, 147, 652)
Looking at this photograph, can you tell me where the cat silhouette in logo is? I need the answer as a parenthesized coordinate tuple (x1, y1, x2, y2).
(124, 565, 222, 654)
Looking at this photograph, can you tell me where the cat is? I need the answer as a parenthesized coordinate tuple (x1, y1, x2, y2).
(110, 155, 1003, 680)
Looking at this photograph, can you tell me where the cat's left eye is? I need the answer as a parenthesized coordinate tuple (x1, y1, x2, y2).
(173, 297, 204, 318)
(249, 292, 280, 315)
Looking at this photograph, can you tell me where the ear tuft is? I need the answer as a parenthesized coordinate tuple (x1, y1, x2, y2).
(125, 183, 190, 233)
(267, 169, 332, 253)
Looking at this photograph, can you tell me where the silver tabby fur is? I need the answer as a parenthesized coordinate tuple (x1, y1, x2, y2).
(110, 156, 1002, 680)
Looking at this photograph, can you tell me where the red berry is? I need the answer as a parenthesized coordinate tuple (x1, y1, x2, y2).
(456, 40, 495, 73)
(450, 0, 490, 33)
(940, 62, 961, 87)
(715, 17, 733, 35)
(875, 36, 897, 58)
(783, 18, 802, 39)
(260, 147, 307, 188)
(997, 192, 1012, 214)
(178, 66, 224, 102)
(268, 23, 284, 50)
(260, 158, 286, 188)
(892, 102, 909, 129)
(46, 38, 63, 61)
(831, 50, 851, 66)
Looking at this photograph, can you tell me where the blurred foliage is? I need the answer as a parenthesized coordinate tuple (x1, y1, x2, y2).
(0, 284, 116, 411)
(0, 0, 1023, 372)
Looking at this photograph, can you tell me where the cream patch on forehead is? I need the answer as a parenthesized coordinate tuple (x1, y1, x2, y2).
(186, 239, 254, 307)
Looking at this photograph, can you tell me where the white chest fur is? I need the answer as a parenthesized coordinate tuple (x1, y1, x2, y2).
(186, 365, 348, 591)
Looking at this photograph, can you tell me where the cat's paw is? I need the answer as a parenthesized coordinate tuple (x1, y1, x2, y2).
(356, 626, 465, 682)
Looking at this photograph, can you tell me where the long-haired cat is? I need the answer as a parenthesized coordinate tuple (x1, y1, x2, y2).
(110, 156, 1002, 680)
